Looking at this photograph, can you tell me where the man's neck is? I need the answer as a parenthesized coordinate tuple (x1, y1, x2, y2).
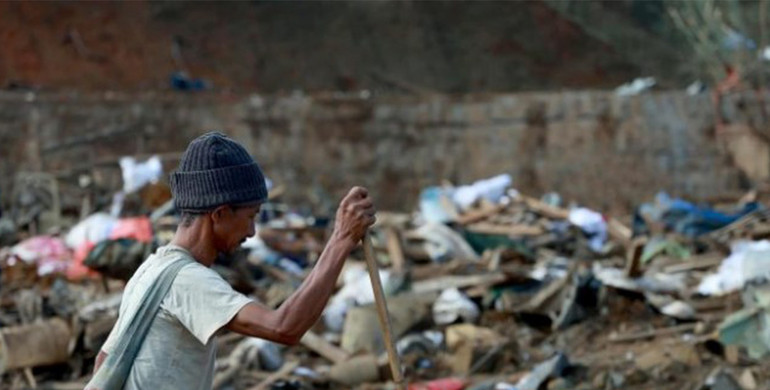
(170, 224, 218, 267)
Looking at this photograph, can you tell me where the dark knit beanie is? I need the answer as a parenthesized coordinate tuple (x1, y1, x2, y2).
(170, 131, 268, 211)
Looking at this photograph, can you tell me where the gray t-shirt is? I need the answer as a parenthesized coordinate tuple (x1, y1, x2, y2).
(99, 245, 253, 390)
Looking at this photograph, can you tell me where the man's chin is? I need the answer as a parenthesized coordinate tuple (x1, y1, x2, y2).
(220, 245, 240, 257)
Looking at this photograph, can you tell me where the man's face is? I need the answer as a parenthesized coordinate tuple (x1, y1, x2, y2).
(212, 204, 261, 255)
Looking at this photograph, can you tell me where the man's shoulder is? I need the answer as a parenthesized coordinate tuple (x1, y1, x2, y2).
(128, 246, 207, 286)
(142, 245, 230, 293)
(153, 245, 208, 272)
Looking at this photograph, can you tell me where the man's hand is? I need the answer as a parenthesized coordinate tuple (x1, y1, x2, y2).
(333, 186, 376, 245)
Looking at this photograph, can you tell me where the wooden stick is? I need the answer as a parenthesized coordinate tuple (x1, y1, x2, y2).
(363, 231, 406, 389)
(24, 367, 37, 389)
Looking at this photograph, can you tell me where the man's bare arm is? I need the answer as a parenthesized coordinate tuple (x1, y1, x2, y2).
(93, 350, 108, 373)
(226, 234, 356, 344)
(225, 187, 375, 344)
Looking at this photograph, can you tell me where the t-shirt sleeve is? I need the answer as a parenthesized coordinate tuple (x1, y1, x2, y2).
(164, 264, 254, 345)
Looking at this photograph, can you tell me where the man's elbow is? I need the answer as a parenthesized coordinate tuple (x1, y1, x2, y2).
(237, 305, 306, 345)
(273, 329, 302, 346)
(240, 317, 303, 345)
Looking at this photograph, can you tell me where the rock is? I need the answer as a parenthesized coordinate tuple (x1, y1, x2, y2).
(546, 377, 571, 390)
(341, 293, 434, 355)
(327, 354, 380, 387)
(445, 324, 505, 350)
(444, 324, 509, 375)
(0, 318, 71, 373)
(635, 343, 700, 370)
(591, 371, 607, 388)
(739, 369, 757, 390)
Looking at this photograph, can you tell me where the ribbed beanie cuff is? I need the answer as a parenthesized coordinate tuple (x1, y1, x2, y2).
(170, 132, 268, 211)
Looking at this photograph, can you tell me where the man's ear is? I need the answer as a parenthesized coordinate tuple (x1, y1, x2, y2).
(210, 205, 231, 224)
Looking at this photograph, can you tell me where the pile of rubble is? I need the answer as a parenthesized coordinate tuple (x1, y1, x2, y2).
(2, 170, 770, 390)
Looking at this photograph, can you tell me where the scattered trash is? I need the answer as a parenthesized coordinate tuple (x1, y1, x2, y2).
(687, 80, 707, 95)
(323, 265, 394, 332)
(169, 71, 209, 91)
(119, 155, 163, 194)
(761, 46, 770, 61)
(412, 223, 480, 262)
(433, 288, 480, 325)
(704, 368, 743, 390)
(452, 174, 512, 211)
(8, 236, 71, 276)
(718, 284, 770, 359)
(568, 207, 607, 252)
(65, 213, 118, 250)
(722, 28, 756, 51)
(513, 353, 570, 390)
(640, 236, 690, 264)
(615, 77, 656, 96)
(637, 192, 760, 237)
(698, 240, 770, 296)
(409, 378, 467, 390)
(420, 187, 460, 224)
(2, 171, 770, 389)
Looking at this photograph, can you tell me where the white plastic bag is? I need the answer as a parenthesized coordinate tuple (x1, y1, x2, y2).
(120, 155, 163, 194)
(433, 288, 480, 325)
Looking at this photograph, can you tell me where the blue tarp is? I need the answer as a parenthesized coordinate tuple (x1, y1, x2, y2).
(635, 192, 761, 237)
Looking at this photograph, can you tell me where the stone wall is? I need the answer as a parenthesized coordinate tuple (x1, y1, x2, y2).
(0, 90, 766, 215)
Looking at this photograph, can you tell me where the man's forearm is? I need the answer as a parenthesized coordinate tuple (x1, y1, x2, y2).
(273, 233, 356, 340)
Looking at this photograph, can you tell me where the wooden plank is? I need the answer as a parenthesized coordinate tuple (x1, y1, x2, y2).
(385, 227, 406, 273)
(607, 217, 632, 247)
(521, 196, 569, 220)
(624, 237, 646, 278)
(467, 223, 544, 237)
(522, 271, 572, 311)
(662, 256, 723, 273)
(412, 274, 507, 294)
(609, 323, 698, 343)
(456, 203, 506, 225)
(300, 331, 350, 364)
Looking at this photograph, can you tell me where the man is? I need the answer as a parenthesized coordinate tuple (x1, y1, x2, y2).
(87, 132, 376, 389)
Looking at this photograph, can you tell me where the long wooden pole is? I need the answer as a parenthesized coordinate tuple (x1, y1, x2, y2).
(362, 231, 406, 389)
